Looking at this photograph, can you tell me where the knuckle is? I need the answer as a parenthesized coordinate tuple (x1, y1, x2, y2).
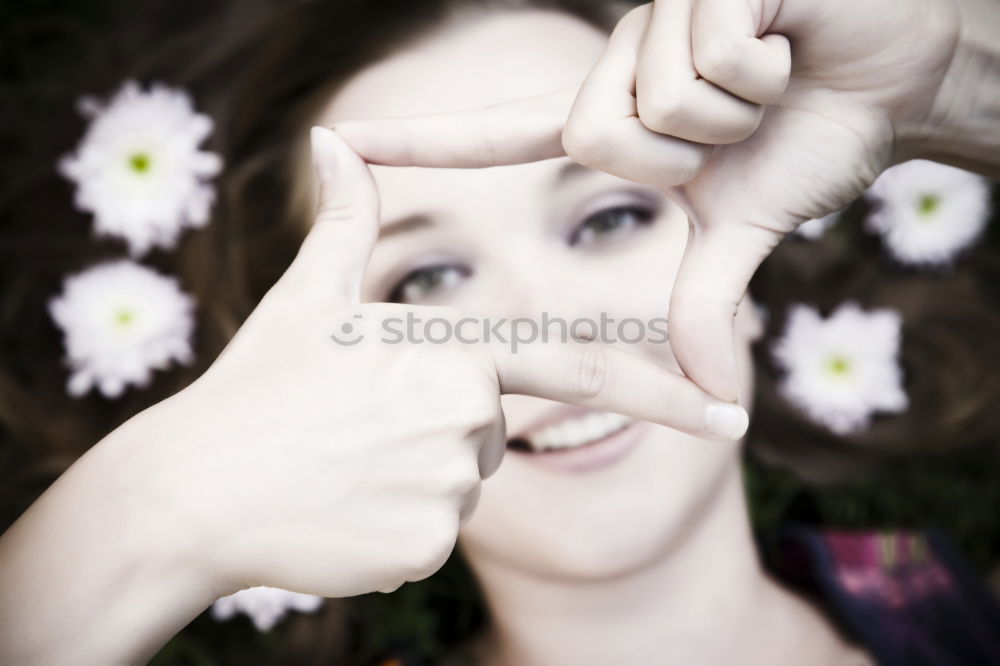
(462, 397, 498, 431)
(674, 147, 709, 184)
(636, 87, 688, 135)
(569, 345, 610, 400)
(561, 117, 610, 169)
(454, 475, 481, 500)
(407, 512, 459, 580)
(459, 484, 483, 527)
(440, 456, 482, 497)
(313, 203, 359, 227)
(376, 576, 406, 594)
(693, 38, 741, 85)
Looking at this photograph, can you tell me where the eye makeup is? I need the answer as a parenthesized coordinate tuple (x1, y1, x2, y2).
(563, 187, 663, 248)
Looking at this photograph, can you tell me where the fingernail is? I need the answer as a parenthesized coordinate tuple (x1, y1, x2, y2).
(705, 402, 749, 440)
(310, 125, 339, 181)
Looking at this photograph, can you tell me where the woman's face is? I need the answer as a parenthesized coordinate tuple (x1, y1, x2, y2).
(317, 10, 762, 581)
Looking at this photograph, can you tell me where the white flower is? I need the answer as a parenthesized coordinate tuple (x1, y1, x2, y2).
(211, 587, 324, 632)
(864, 160, 991, 266)
(794, 211, 839, 240)
(58, 80, 222, 256)
(48, 260, 195, 398)
(771, 302, 907, 435)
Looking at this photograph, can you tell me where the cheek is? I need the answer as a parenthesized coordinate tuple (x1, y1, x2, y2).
(458, 422, 742, 579)
(587, 208, 689, 312)
(502, 209, 690, 327)
(456, 217, 757, 579)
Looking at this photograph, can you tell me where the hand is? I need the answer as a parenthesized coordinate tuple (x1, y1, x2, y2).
(1, 125, 749, 665)
(332, 0, 962, 402)
(131, 126, 749, 601)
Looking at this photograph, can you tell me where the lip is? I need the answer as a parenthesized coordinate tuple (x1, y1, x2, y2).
(507, 409, 646, 473)
(508, 404, 596, 441)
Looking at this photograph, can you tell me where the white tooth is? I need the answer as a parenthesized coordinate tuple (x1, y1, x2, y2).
(587, 414, 610, 437)
(584, 414, 610, 441)
(613, 416, 630, 434)
(562, 421, 588, 446)
(595, 412, 615, 430)
(525, 411, 636, 453)
(575, 418, 596, 440)
(559, 424, 582, 448)
(533, 425, 557, 448)
(546, 424, 572, 448)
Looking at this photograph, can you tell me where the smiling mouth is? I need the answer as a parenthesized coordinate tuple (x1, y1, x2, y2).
(507, 410, 636, 454)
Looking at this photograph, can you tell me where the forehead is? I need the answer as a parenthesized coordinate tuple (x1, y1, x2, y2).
(315, 10, 611, 225)
(319, 10, 608, 122)
(320, 10, 607, 226)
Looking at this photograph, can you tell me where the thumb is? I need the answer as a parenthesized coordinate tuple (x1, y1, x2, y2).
(668, 219, 781, 403)
(275, 126, 381, 307)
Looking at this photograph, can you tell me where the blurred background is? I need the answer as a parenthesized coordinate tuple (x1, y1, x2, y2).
(2, 1, 1000, 664)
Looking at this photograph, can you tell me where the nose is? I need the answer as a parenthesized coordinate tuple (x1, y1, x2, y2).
(483, 249, 680, 372)
(487, 249, 594, 321)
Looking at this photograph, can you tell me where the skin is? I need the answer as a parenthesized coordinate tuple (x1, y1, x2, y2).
(337, 0, 1000, 408)
(0, 18, 747, 664)
(317, 10, 872, 665)
(2, 1, 997, 663)
(0, 119, 744, 664)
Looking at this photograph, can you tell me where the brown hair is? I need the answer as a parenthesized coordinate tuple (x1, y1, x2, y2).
(746, 203, 1000, 483)
(2, 0, 999, 662)
(0, 1, 629, 663)
(0, 0, 631, 514)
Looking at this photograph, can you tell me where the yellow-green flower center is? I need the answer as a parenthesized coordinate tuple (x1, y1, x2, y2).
(115, 309, 134, 327)
(129, 152, 152, 174)
(825, 354, 852, 377)
(916, 192, 940, 219)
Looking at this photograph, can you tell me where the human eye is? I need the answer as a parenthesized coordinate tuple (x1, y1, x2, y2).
(567, 203, 656, 248)
(386, 263, 471, 304)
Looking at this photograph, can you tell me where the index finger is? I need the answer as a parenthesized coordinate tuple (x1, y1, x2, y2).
(331, 87, 576, 167)
(487, 334, 749, 442)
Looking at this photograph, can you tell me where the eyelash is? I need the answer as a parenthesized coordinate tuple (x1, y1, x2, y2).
(385, 203, 657, 304)
(567, 204, 656, 247)
(386, 264, 471, 304)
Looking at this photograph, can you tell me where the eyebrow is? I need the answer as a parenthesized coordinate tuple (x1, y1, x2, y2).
(378, 213, 434, 240)
(555, 160, 593, 183)
(376, 161, 593, 241)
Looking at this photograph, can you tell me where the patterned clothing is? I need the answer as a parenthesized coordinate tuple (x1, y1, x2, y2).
(773, 526, 1000, 665)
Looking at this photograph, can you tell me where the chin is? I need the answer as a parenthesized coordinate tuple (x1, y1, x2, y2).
(460, 423, 741, 581)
